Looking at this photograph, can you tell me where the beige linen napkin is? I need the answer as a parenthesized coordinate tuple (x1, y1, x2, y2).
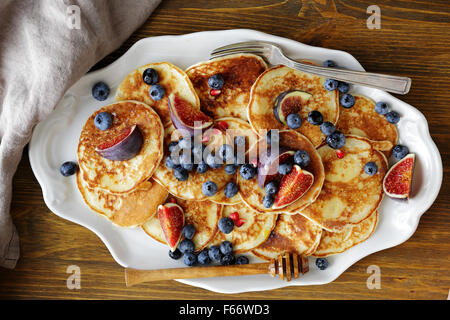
(0, 0, 161, 269)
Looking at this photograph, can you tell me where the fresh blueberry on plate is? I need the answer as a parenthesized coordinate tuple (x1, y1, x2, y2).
(326, 131, 346, 149)
(364, 162, 378, 175)
(165, 156, 176, 169)
(264, 181, 278, 195)
(94, 112, 113, 131)
(320, 121, 335, 136)
(225, 164, 238, 175)
(202, 181, 218, 196)
(168, 248, 182, 260)
(179, 239, 195, 253)
(262, 194, 274, 208)
(337, 81, 350, 93)
(142, 68, 159, 85)
(92, 82, 110, 101)
(286, 113, 302, 129)
(168, 141, 180, 153)
(220, 253, 236, 266)
(316, 257, 329, 270)
(307, 110, 324, 125)
(224, 182, 238, 198)
(173, 166, 189, 181)
(60, 161, 78, 177)
(220, 241, 233, 255)
(182, 224, 196, 240)
(218, 217, 234, 234)
(208, 74, 224, 89)
(208, 245, 222, 261)
(278, 162, 293, 175)
(196, 161, 209, 174)
(340, 93, 355, 108)
(197, 249, 211, 265)
(183, 252, 197, 266)
(178, 137, 193, 150)
(236, 256, 249, 265)
(240, 164, 256, 180)
(392, 144, 409, 160)
(324, 79, 338, 91)
(323, 60, 336, 67)
(294, 150, 310, 168)
(206, 153, 222, 169)
(149, 84, 165, 101)
(385, 111, 400, 124)
(375, 101, 389, 115)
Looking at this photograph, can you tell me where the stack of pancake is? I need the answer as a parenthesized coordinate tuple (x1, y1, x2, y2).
(77, 54, 398, 259)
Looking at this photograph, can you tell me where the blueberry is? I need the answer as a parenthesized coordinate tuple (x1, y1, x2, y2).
(202, 181, 218, 196)
(307, 111, 324, 125)
(236, 256, 249, 265)
(142, 68, 159, 85)
(178, 137, 193, 150)
(326, 131, 345, 149)
(385, 111, 400, 124)
(240, 164, 256, 180)
(294, 150, 311, 168)
(168, 248, 182, 260)
(375, 101, 389, 115)
(337, 81, 350, 93)
(364, 162, 378, 175)
(224, 182, 238, 198)
(183, 252, 197, 266)
(196, 161, 209, 174)
(278, 162, 293, 175)
(320, 121, 335, 136)
(168, 141, 179, 153)
(340, 93, 355, 108)
(316, 258, 329, 270)
(180, 152, 194, 171)
(219, 144, 234, 162)
(208, 74, 224, 89)
(225, 164, 238, 175)
(94, 112, 113, 131)
(206, 153, 222, 169)
(234, 136, 246, 147)
(265, 129, 280, 145)
(262, 194, 274, 208)
(218, 217, 234, 234)
(265, 181, 278, 195)
(92, 82, 110, 101)
(220, 241, 233, 255)
(324, 79, 338, 91)
(179, 239, 195, 253)
(165, 156, 176, 169)
(149, 84, 165, 101)
(323, 60, 336, 67)
(60, 161, 78, 177)
(173, 166, 189, 181)
(220, 253, 236, 266)
(197, 249, 211, 265)
(392, 144, 409, 160)
(192, 144, 204, 163)
(208, 246, 222, 261)
(182, 224, 196, 240)
(286, 113, 302, 129)
(181, 162, 194, 173)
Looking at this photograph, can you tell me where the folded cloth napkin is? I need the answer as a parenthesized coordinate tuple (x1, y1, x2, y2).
(0, 0, 161, 269)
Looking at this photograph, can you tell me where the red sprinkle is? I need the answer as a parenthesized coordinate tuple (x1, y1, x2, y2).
(210, 89, 222, 96)
(170, 198, 177, 204)
(216, 120, 228, 131)
(336, 149, 344, 159)
(202, 135, 210, 143)
(229, 212, 239, 222)
(236, 219, 245, 227)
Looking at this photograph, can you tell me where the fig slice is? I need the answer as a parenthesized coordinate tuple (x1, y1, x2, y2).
(95, 125, 143, 161)
(157, 203, 185, 251)
(168, 93, 213, 135)
(273, 90, 312, 125)
(273, 165, 314, 209)
(383, 153, 415, 199)
(257, 148, 294, 188)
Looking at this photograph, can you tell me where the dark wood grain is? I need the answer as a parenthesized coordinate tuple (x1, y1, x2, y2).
(1, 0, 449, 300)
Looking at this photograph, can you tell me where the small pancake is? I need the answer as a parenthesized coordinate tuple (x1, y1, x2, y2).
(142, 198, 222, 252)
(77, 174, 168, 228)
(252, 213, 322, 261)
(210, 202, 277, 253)
(336, 94, 398, 153)
(186, 54, 267, 120)
(153, 124, 234, 201)
(247, 65, 339, 147)
(313, 210, 378, 257)
(298, 135, 387, 232)
(115, 62, 200, 125)
(77, 100, 164, 194)
(238, 130, 325, 214)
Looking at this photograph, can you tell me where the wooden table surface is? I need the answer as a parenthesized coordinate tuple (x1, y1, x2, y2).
(1, 0, 449, 300)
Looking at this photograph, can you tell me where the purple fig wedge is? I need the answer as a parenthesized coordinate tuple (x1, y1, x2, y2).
(273, 90, 312, 125)
(95, 125, 143, 161)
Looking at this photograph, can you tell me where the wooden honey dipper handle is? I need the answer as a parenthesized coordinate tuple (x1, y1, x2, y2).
(125, 253, 308, 287)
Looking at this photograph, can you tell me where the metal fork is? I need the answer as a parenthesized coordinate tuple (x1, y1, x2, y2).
(210, 41, 411, 95)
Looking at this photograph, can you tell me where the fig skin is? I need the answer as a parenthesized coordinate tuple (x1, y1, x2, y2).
(273, 165, 314, 209)
(273, 90, 312, 125)
(96, 125, 143, 161)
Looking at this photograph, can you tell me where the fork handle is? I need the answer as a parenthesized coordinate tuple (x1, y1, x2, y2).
(285, 59, 411, 95)
(125, 263, 271, 286)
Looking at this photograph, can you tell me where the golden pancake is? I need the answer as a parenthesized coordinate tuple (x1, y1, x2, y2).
(186, 54, 267, 120)
(115, 62, 200, 125)
(247, 65, 339, 147)
(313, 210, 378, 257)
(77, 174, 168, 228)
(336, 94, 398, 153)
(298, 135, 387, 232)
(252, 213, 322, 260)
(238, 130, 325, 214)
(142, 198, 222, 252)
(77, 100, 164, 194)
(210, 202, 277, 253)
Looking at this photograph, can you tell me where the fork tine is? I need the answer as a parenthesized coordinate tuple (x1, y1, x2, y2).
(211, 41, 267, 55)
(210, 48, 266, 60)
